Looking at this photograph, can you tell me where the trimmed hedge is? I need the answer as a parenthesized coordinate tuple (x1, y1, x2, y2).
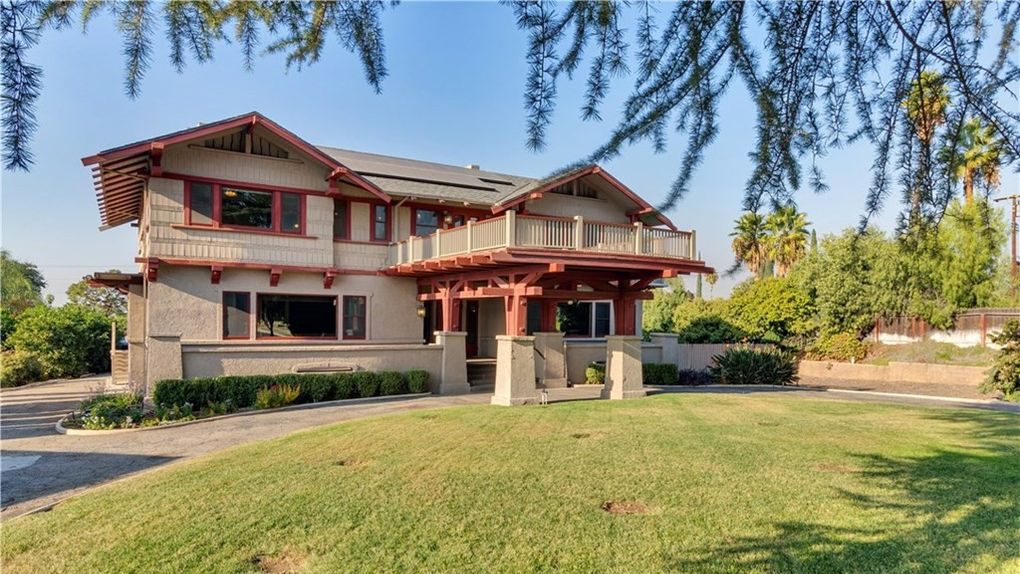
(642, 363, 679, 385)
(154, 369, 431, 410)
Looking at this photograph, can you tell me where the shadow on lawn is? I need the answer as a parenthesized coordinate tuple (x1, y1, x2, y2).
(667, 410, 1020, 574)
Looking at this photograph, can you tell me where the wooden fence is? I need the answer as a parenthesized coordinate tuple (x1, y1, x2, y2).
(873, 308, 1019, 347)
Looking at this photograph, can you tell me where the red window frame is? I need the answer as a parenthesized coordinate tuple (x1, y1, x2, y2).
(184, 179, 306, 235)
(342, 295, 368, 340)
(222, 291, 252, 340)
(333, 197, 351, 241)
(369, 202, 390, 243)
(254, 293, 339, 340)
(410, 204, 492, 236)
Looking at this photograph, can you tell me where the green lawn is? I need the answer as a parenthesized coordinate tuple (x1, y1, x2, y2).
(3, 394, 1018, 574)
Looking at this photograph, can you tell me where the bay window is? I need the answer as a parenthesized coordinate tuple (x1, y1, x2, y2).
(185, 180, 304, 234)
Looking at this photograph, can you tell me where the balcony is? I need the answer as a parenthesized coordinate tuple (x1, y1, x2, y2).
(388, 211, 696, 267)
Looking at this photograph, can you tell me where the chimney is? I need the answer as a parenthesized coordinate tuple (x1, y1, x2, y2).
(466, 164, 480, 170)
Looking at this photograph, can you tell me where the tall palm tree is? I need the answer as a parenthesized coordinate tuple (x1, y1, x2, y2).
(949, 118, 1002, 202)
(764, 206, 811, 277)
(730, 212, 768, 277)
(902, 70, 949, 219)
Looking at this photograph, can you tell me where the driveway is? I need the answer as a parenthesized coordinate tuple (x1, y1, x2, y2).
(2, 380, 1015, 521)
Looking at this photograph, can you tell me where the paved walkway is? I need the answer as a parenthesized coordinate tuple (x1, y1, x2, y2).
(1, 380, 1015, 521)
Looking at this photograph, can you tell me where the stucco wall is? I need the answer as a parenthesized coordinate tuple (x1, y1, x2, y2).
(181, 342, 443, 383)
(147, 265, 422, 343)
(478, 298, 505, 357)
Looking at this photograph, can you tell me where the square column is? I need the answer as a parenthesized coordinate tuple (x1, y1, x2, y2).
(601, 335, 646, 400)
(533, 332, 568, 388)
(492, 335, 539, 406)
(435, 331, 471, 395)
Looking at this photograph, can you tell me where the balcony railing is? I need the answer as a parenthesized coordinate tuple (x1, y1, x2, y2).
(389, 211, 696, 266)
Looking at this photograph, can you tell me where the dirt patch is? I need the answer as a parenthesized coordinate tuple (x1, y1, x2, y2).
(816, 462, 858, 473)
(416, 413, 438, 421)
(333, 458, 367, 468)
(756, 421, 780, 427)
(571, 432, 591, 439)
(601, 500, 649, 515)
(250, 549, 306, 573)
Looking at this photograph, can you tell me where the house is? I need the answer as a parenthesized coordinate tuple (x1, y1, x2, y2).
(84, 112, 712, 405)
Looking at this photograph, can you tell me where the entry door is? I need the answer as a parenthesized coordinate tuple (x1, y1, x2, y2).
(465, 301, 480, 357)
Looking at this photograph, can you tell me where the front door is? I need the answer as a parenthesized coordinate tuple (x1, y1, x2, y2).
(465, 301, 479, 357)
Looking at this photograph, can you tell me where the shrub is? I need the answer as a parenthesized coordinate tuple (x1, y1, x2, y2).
(709, 347, 799, 386)
(584, 362, 605, 385)
(76, 393, 143, 430)
(1, 350, 45, 387)
(642, 363, 679, 385)
(676, 316, 749, 344)
(333, 374, 357, 400)
(677, 369, 713, 386)
(980, 320, 1020, 401)
(807, 332, 871, 362)
(379, 371, 408, 396)
(6, 304, 112, 379)
(406, 370, 430, 393)
(352, 371, 380, 397)
(254, 384, 301, 409)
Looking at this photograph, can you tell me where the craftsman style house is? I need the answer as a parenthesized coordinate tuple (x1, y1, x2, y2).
(85, 112, 711, 403)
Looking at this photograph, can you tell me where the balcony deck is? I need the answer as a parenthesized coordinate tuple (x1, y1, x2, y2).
(387, 211, 708, 276)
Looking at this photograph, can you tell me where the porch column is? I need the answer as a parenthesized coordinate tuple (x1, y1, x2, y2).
(492, 335, 539, 406)
(614, 296, 637, 335)
(540, 300, 557, 332)
(435, 331, 470, 395)
(601, 335, 646, 400)
(533, 332, 567, 388)
(126, 283, 147, 395)
(504, 294, 528, 336)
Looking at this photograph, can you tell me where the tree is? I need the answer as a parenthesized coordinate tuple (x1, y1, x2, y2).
(946, 118, 1003, 203)
(902, 70, 949, 219)
(724, 277, 814, 343)
(938, 199, 1007, 308)
(730, 212, 769, 277)
(704, 272, 718, 297)
(66, 271, 127, 318)
(641, 278, 689, 334)
(0, 249, 45, 313)
(6, 304, 112, 378)
(764, 205, 810, 278)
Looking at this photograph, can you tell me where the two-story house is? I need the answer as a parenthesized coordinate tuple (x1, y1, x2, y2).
(85, 112, 712, 402)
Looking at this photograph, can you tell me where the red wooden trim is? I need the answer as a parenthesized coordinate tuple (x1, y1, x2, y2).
(145, 258, 159, 282)
(324, 271, 336, 289)
(332, 238, 390, 246)
(269, 268, 282, 287)
(150, 143, 163, 176)
(137, 257, 382, 276)
(210, 265, 223, 284)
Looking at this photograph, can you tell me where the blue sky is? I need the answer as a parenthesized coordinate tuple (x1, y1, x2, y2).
(2, 1, 974, 303)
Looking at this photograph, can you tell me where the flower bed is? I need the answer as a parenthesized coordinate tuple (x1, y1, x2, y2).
(61, 370, 431, 430)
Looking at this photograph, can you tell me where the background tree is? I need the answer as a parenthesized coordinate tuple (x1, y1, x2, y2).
(705, 272, 718, 298)
(730, 212, 769, 277)
(1, 249, 45, 314)
(902, 70, 949, 220)
(946, 118, 1003, 203)
(764, 205, 810, 278)
(938, 199, 1008, 308)
(66, 271, 127, 318)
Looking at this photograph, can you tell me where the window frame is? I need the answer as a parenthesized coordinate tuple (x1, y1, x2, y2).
(184, 179, 306, 235)
(222, 291, 252, 340)
(341, 294, 369, 340)
(411, 207, 442, 237)
(332, 197, 351, 241)
(369, 202, 391, 243)
(555, 300, 615, 339)
(254, 293, 339, 340)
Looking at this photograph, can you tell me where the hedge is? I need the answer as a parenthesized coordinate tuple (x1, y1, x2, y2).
(154, 370, 431, 410)
(642, 363, 679, 385)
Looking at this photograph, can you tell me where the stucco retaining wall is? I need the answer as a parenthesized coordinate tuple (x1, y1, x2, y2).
(563, 340, 663, 385)
(799, 360, 988, 386)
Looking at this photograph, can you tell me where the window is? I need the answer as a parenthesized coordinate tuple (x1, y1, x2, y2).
(185, 181, 304, 234)
(190, 182, 214, 225)
(414, 209, 440, 236)
(221, 187, 273, 229)
(333, 199, 348, 239)
(343, 295, 367, 339)
(556, 301, 613, 337)
(281, 193, 301, 233)
(257, 295, 337, 338)
(372, 204, 389, 242)
(222, 292, 251, 339)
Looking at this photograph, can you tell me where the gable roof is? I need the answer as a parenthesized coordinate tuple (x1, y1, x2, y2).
(83, 112, 675, 230)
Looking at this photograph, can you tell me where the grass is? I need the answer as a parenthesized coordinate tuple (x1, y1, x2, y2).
(3, 393, 1018, 573)
(864, 341, 998, 366)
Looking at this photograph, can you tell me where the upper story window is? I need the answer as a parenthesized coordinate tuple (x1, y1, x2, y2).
(414, 208, 441, 236)
(372, 204, 389, 242)
(185, 180, 304, 235)
(333, 199, 348, 240)
(550, 180, 598, 199)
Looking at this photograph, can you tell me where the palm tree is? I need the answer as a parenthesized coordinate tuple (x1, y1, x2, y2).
(764, 206, 811, 277)
(730, 212, 769, 277)
(902, 70, 949, 219)
(949, 118, 1002, 203)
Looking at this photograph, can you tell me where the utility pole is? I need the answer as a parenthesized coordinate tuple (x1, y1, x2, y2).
(995, 193, 1019, 303)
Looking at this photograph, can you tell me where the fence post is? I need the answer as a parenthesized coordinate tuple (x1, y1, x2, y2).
(689, 229, 697, 259)
(466, 220, 474, 252)
(434, 230, 442, 257)
(573, 215, 584, 250)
